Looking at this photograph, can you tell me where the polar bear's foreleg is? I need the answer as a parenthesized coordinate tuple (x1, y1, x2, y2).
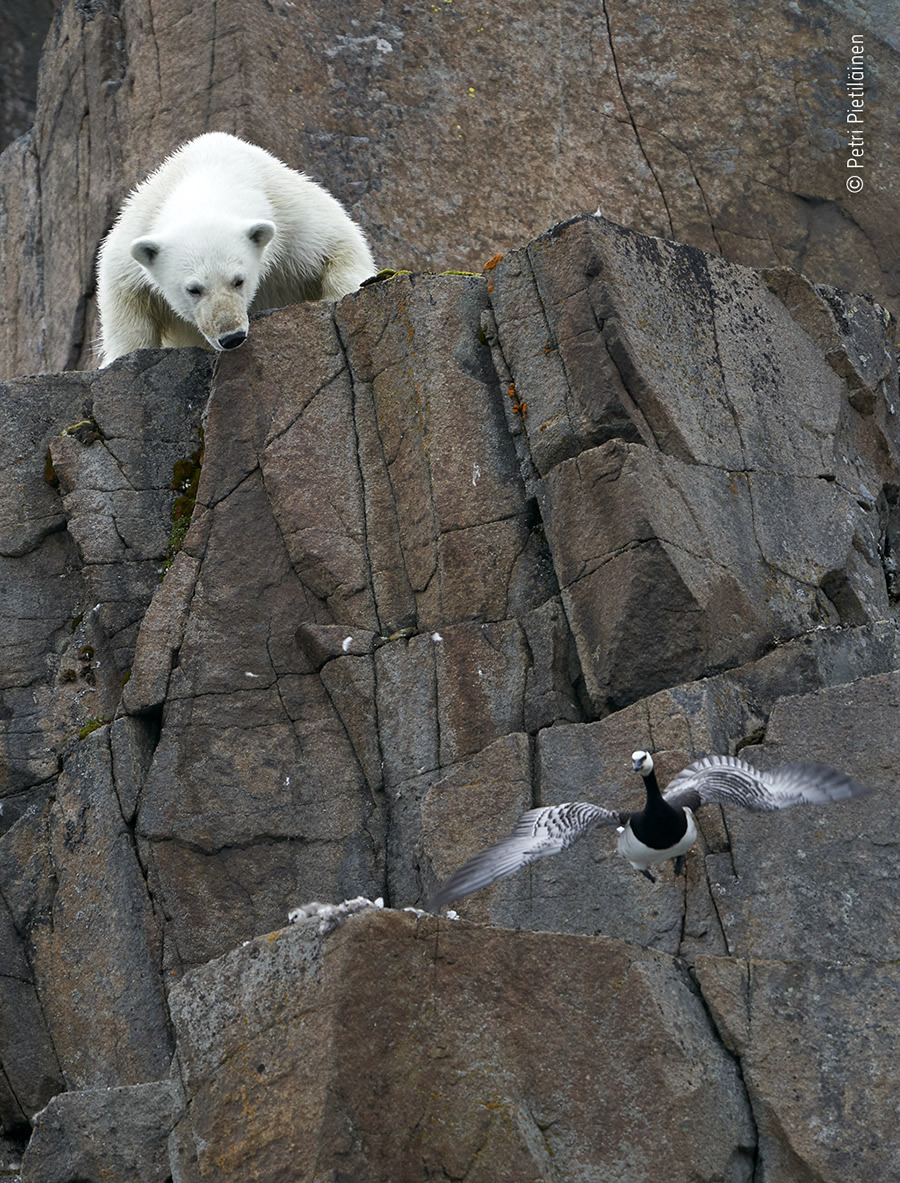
(97, 290, 169, 367)
(319, 245, 376, 302)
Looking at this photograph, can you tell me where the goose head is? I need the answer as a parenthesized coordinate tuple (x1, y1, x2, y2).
(632, 750, 654, 775)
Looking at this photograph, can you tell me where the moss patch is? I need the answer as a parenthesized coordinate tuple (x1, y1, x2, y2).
(164, 434, 204, 572)
(78, 715, 112, 741)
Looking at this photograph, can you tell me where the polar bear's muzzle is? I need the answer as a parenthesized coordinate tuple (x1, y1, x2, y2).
(193, 290, 251, 353)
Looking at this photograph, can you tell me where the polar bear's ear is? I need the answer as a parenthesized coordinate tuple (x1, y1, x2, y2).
(247, 221, 276, 249)
(131, 238, 162, 268)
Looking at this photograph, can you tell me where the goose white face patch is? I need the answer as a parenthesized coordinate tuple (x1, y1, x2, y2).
(632, 749, 653, 773)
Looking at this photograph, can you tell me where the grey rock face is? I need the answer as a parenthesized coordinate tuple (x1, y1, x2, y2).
(1, 1, 898, 377)
(489, 218, 899, 710)
(0, 3, 56, 153)
(696, 957, 900, 1183)
(1, 214, 898, 1180)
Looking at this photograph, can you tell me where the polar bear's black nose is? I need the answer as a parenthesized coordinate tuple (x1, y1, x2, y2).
(218, 330, 247, 350)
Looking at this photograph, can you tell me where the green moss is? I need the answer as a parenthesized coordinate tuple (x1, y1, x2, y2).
(162, 435, 204, 574)
(360, 268, 412, 286)
(166, 515, 191, 559)
(62, 417, 102, 445)
(78, 715, 112, 741)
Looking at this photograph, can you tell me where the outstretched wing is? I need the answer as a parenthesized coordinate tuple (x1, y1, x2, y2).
(663, 754, 869, 813)
(428, 801, 622, 912)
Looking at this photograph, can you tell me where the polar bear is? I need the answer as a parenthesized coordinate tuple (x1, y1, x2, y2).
(96, 132, 375, 366)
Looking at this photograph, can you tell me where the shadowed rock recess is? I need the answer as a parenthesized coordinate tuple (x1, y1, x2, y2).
(2, 216, 899, 1180)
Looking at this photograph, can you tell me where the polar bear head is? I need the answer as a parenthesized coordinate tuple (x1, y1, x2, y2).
(130, 217, 276, 351)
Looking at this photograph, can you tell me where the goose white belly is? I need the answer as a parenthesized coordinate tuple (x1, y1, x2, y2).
(616, 807, 697, 871)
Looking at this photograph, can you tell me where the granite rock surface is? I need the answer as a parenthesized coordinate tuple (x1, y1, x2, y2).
(1, 214, 898, 1180)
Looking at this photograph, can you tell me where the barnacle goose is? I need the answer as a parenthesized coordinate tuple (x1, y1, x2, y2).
(427, 749, 869, 911)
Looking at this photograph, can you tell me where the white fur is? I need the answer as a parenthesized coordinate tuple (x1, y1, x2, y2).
(96, 132, 375, 366)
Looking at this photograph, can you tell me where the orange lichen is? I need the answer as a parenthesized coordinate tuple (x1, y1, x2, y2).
(483, 253, 504, 293)
(506, 381, 526, 418)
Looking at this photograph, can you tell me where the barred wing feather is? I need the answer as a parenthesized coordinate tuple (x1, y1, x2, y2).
(664, 754, 869, 813)
(428, 802, 621, 911)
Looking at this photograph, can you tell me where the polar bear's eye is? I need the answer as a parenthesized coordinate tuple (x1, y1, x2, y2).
(232, 277, 245, 290)
(186, 283, 204, 297)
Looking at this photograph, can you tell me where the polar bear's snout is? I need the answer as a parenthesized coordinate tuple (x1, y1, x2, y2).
(191, 289, 252, 353)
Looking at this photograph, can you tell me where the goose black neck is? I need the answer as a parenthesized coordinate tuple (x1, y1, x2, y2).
(633, 765, 689, 846)
(641, 767, 663, 800)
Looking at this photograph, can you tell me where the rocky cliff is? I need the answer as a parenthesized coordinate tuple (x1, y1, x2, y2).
(0, 0, 897, 379)
(2, 210, 899, 1181)
(3, 1, 900, 1179)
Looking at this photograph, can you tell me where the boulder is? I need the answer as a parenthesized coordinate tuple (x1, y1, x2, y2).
(488, 216, 900, 711)
(167, 909, 756, 1183)
(21, 1078, 183, 1183)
